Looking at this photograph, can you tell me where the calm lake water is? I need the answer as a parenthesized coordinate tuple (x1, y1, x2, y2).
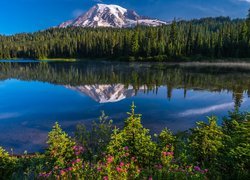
(0, 60, 250, 153)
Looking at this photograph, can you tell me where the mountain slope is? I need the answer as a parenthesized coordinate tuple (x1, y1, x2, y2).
(59, 4, 168, 28)
(65, 84, 147, 103)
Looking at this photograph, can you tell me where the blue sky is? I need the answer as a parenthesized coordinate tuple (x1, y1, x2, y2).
(0, 0, 250, 35)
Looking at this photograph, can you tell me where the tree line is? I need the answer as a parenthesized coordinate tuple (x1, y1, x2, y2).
(0, 14, 250, 61)
(0, 62, 248, 108)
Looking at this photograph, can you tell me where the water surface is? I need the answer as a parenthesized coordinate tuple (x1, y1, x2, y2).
(0, 60, 249, 153)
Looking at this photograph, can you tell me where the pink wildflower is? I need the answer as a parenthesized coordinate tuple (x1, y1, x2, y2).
(60, 170, 66, 176)
(166, 152, 174, 156)
(107, 156, 114, 163)
(116, 167, 123, 173)
(76, 158, 81, 163)
(120, 162, 124, 167)
(194, 166, 201, 172)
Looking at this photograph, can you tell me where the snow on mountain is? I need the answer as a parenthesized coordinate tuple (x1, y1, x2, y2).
(65, 84, 147, 103)
(59, 4, 168, 28)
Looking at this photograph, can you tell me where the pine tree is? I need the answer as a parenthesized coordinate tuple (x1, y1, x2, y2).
(107, 103, 157, 168)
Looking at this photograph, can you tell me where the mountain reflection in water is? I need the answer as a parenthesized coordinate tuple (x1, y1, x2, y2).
(0, 60, 250, 153)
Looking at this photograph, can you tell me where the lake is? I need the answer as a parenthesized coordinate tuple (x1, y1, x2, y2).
(0, 60, 250, 153)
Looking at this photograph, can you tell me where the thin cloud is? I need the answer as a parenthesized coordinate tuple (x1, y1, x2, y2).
(178, 102, 235, 117)
(93, 0, 103, 3)
(0, 113, 21, 120)
(240, 0, 250, 2)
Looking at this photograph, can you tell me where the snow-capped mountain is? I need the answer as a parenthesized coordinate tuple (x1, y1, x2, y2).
(66, 84, 147, 103)
(59, 4, 168, 28)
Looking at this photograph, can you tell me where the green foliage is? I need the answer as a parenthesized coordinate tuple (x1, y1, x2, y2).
(0, 107, 249, 179)
(227, 120, 250, 177)
(46, 122, 76, 168)
(0, 16, 249, 60)
(107, 103, 157, 168)
(0, 61, 249, 107)
(75, 111, 113, 162)
(12, 154, 46, 179)
(157, 128, 176, 148)
(0, 147, 17, 178)
(221, 112, 250, 178)
(189, 116, 224, 167)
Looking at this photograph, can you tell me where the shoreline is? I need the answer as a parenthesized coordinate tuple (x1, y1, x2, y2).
(2, 58, 250, 67)
(1, 56, 250, 62)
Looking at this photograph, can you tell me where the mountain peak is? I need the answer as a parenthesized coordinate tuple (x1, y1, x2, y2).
(59, 4, 168, 28)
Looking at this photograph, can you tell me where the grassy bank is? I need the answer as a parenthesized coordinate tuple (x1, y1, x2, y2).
(39, 58, 77, 62)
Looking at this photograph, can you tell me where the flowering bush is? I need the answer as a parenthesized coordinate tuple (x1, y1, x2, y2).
(75, 111, 113, 162)
(46, 122, 76, 168)
(98, 153, 140, 179)
(107, 103, 157, 169)
(0, 107, 249, 179)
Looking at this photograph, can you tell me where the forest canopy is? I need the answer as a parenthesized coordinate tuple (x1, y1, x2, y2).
(0, 16, 250, 61)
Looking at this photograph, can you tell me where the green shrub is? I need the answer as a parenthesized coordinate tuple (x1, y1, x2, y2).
(189, 116, 224, 167)
(107, 103, 157, 169)
(46, 122, 76, 168)
(0, 106, 249, 179)
(75, 111, 113, 162)
(0, 147, 17, 178)
(221, 112, 250, 178)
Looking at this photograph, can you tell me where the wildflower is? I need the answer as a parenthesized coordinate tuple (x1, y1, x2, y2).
(76, 158, 81, 163)
(107, 156, 114, 163)
(116, 167, 123, 173)
(97, 167, 102, 172)
(162, 151, 174, 156)
(148, 176, 153, 180)
(60, 170, 66, 176)
(124, 146, 129, 151)
(103, 176, 108, 180)
(204, 169, 208, 173)
(73, 145, 84, 155)
(120, 162, 124, 167)
(194, 166, 201, 172)
(166, 152, 174, 156)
